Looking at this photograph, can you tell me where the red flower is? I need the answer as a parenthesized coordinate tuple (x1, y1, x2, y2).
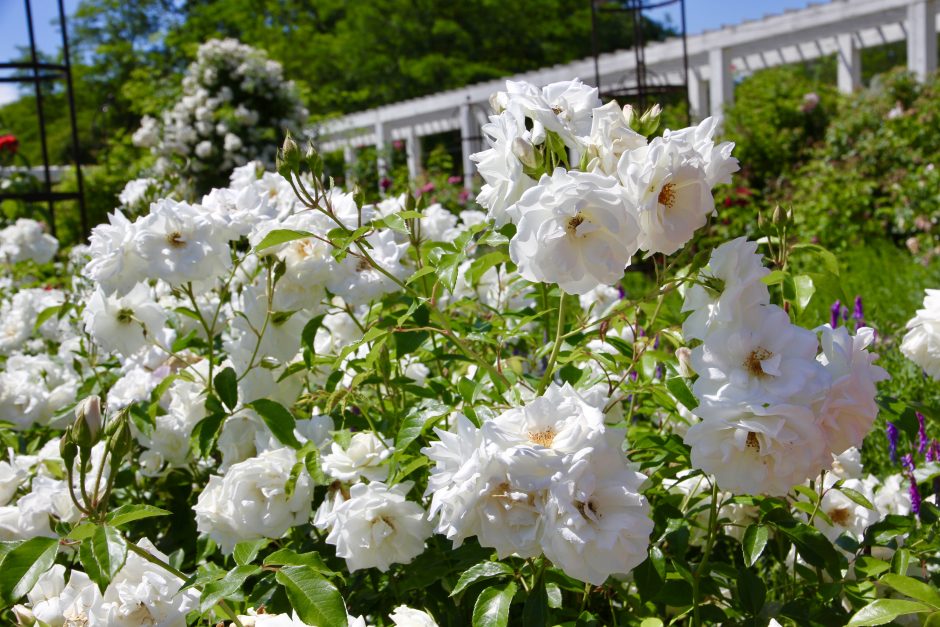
(0, 135, 18, 155)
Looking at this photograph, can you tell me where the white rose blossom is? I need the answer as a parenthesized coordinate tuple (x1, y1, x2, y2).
(508, 168, 640, 295)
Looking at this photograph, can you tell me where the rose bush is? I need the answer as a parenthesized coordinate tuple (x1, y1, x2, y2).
(0, 77, 936, 627)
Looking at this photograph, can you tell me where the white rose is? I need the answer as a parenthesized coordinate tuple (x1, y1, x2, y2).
(325, 481, 431, 572)
(900, 289, 940, 380)
(194, 447, 312, 554)
(508, 168, 640, 296)
(322, 432, 393, 483)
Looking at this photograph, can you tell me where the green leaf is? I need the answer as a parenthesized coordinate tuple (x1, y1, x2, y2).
(847, 599, 933, 626)
(736, 568, 766, 616)
(191, 412, 226, 458)
(793, 484, 820, 504)
(854, 556, 890, 580)
(397, 400, 449, 452)
(200, 564, 259, 613)
(880, 574, 940, 608)
(452, 561, 515, 597)
(406, 265, 437, 285)
(254, 229, 315, 252)
(106, 504, 171, 528)
(522, 576, 548, 627)
(473, 581, 517, 627)
(79, 526, 127, 593)
(0, 537, 58, 603)
(742, 524, 769, 567)
(890, 548, 911, 575)
(792, 274, 815, 311)
(838, 486, 876, 511)
(249, 399, 301, 448)
(233, 539, 270, 567)
(275, 566, 348, 627)
(264, 549, 334, 575)
(665, 376, 697, 411)
(34, 305, 61, 331)
(214, 367, 238, 412)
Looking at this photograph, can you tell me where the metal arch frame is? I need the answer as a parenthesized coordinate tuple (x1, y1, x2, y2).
(590, 0, 691, 123)
(0, 0, 87, 238)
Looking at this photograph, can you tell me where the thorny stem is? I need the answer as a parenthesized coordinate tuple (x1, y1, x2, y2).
(537, 292, 567, 395)
(125, 542, 245, 627)
(692, 481, 720, 627)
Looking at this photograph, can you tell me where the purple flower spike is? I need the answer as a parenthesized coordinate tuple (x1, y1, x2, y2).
(910, 476, 922, 516)
(928, 440, 940, 463)
(902, 453, 915, 473)
(830, 300, 842, 328)
(917, 412, 928, 455)
(887, 422, 899, 463)
(853, 295, 865, 327)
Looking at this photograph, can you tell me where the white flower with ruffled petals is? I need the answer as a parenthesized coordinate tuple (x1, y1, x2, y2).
(508, 168, 640, 295)
(325, 481, 431, 572)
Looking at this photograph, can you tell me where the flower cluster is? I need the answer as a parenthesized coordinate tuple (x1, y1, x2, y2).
(424, 383, 652, 584)
(0, 218, 58, 264)
(134, 38, 308, 194)
(901, 288, 940, 379)
(681, 238, 888, 495)
(472, 79, 737, 295)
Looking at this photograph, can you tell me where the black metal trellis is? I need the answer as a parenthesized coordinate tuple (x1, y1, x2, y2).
(590, 0, 691, 125)
(0, 0, 87, 238)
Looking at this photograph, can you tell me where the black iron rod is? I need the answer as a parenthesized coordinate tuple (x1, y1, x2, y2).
(681, 0, 690, 125)
(58, 0, 88, 236)
(23, 0, 56, 237)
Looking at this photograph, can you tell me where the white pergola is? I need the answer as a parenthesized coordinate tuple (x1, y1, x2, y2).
(313, 0, 938, 191)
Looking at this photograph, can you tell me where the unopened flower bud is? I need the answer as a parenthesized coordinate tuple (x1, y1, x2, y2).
(12, 604, 36, 626)
(772, 204, 785, 225)
(277, 133, 301, 177)
(489, 91, 507, 114)
(72, 396, 102, 449)
(511, 137, 538, 169)
(676, 347, 694, 378)
(639, 104, 662, 135)
(622, 104, 637, 129)
(60, 430, 78, 469)
(108, 420, 134, 469)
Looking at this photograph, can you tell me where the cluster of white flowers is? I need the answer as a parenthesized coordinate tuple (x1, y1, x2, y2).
(0, 218, 58, 264)
(901, 288, 940, 379)
(472, 79, 738, 295)
(423, 383, 652, 584)
(13, 539, 198, 626)
(134, 38, 308, 192)
(681, 238, 888, 495)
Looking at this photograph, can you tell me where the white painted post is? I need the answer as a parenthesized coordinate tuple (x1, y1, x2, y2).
(687, 67, 709, 122)
(459, 101, 476, 190)
(374, 118, 390, 195)
(708, 47, 734, 117)
(342, 144, 356, 187)
(907, 0, 938, 81)
(404, 126, 422, 182)
(837, 32, 861, 93)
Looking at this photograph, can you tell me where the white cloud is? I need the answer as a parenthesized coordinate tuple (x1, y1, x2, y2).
(0, 83, 21, 107)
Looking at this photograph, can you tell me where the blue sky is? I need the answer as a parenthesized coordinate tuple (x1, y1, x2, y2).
(0, 0, 815, 105)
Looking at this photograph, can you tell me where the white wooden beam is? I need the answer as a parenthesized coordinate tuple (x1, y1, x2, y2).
(907, 0, 938, 81)
(404, 126, 422, 182)
(709, 48, 733, 116)
(374, 118, 390, 196)
(459, 102, 476, 190)
(687, 67, 708, 122)
(837, 32, 861, 93)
